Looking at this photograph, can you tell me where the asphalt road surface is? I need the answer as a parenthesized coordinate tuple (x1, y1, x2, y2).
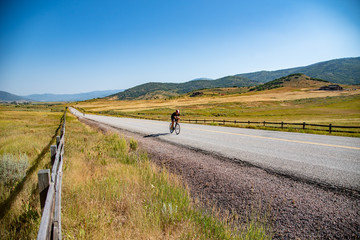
(70, 108, 360, 192)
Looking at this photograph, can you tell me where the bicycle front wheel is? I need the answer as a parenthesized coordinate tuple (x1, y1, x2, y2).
(175, 123, 180, 135)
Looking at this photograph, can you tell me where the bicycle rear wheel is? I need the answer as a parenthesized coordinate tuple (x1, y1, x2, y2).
(169, 123, 174, 133)
(175, 123, 180, 135)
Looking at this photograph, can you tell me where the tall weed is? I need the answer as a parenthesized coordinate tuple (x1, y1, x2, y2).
(0, 154, 29, 188)
(129, 138, 138, 151)
(104, 133, 128, 159)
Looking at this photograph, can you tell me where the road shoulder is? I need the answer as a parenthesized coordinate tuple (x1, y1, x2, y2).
(76, 115, 360, 239)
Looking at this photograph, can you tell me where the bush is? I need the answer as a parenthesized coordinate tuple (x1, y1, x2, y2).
(104, 134, 128, 159)
(129, 138, 138, 151)
(0, 154, 29, 187)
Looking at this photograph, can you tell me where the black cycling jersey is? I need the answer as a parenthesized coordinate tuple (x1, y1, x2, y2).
(171, 112, 180, 120)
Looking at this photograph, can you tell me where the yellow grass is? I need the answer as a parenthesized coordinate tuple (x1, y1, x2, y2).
(62, 112, 271, 239)
(0, 104, 272, 239)
(0, 105, 64, 239)
(75, 87, 360, 113)
(73, 87, 360, 135)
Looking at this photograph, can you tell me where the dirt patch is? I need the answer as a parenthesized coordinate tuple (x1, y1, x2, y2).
(78, 116, 360, 239)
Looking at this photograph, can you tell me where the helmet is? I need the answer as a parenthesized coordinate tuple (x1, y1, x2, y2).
(176, 109, 180, 113)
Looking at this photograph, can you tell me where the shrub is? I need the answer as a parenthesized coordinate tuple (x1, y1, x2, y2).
(0, 154, 29, 187)
(104, 134, 128, 159)
(129, 138, 138, 151)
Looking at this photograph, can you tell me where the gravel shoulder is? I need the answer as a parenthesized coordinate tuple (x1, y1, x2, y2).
(78, 116, 360, 239)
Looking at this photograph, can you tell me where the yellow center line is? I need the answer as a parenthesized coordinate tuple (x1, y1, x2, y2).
(147, 121, 360, 150)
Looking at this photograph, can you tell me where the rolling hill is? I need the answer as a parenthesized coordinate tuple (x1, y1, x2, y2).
(3, 57, 357, 102)
(250, 73, 329, 91)
(0, 91, 29, 102)
(237, 57, 360, 84)
(109, 57, 360, 100)
(109, 76, 257, 100)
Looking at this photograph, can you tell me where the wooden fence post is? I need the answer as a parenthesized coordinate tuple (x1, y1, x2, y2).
(37, 182, 55, 240)
(303, 122, 306, 130)
(37, 109, 66, 240)
(248, 121, 250, 125)
(263, 121, 266, 127)
(281, 122, 284, 129)
(38, 169, 50, 212)
(50, 145, 57, 166)
(56, 136, 60, 147)
(329, 124, 332, 134)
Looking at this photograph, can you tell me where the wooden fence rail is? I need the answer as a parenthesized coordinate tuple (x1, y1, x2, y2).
(183, 119, 360, 134)
(86, 111, 360, 134)
(37, 110, 66, 240)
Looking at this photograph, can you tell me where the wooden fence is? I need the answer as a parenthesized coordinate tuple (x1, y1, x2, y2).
(37, 111, 66, 240)
(89, 111, 360, 134)
(80, 110, 360, 134)
(184, 119, 360, 134)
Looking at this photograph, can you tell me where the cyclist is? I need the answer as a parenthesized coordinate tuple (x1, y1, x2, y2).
(171, 109, 180, 130)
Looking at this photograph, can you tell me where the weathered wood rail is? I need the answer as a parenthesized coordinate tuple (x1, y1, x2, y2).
(37, 110, 66, 240)
(81, 110, 360, 134)
(184, 119, 360, 134)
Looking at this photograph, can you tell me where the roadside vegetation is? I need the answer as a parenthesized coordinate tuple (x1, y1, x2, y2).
(0, 104, 64, 239)
(0, 104, 271, 239)
(74, 88, 360, 137)
(62, 111, 271, 239)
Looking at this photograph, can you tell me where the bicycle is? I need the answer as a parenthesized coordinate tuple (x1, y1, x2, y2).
(169, 121, 180, 135)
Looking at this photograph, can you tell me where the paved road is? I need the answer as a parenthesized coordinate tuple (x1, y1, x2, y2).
(70, 108, 360, 191)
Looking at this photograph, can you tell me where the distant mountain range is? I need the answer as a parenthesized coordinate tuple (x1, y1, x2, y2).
(237, 57, 360, 85)
(110, 76, 257, 100)
(2, 57, 359, 102)
(25, 90, 123, 102)
(0, 91, 30, 102)
(0, 90, 123, 102)
(110, 57, 360, 100)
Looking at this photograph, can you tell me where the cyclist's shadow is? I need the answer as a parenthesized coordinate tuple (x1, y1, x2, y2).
(144, 133, 170, 138)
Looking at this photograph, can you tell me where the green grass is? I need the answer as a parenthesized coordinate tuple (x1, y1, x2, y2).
(82, 94, 360, 136)
(0, 102, 65, 113)
(177, 95, 360, 123)
(181, 95, 360, 136)
(0, 104, 64, 239)
(62, 112, 272, 239)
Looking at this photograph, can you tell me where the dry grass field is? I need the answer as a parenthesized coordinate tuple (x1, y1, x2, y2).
(62, 114, 271, 239)
(0, 104, 271, 239)
(76, 87, 360, 112)
(0, 104, 64, 239)
(74, 87, 360, 132)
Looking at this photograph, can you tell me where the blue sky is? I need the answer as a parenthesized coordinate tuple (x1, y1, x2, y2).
(1, 0, 359, 95)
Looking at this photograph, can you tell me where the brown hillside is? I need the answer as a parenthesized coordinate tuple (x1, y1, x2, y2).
(251, 73, 332, 92)
(281, 74, 328, 88)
